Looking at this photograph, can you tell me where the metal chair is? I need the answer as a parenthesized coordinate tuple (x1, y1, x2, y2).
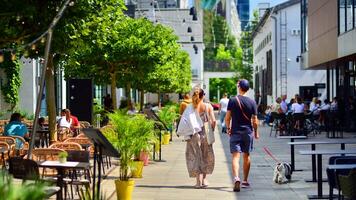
(338, 169, 356, 200)
(66, 150, 91, 199)
(8, 157, 60, 198)
(326, 156, 356, 199)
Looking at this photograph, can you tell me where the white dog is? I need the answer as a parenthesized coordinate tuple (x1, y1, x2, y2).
(273, 162, 292, 184)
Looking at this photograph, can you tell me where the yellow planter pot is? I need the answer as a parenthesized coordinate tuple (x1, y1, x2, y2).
(154, 140, 160, 152)
(131, 161, 144, 178)
(115, 179, 135, 200)
(162, 133, 170, 145)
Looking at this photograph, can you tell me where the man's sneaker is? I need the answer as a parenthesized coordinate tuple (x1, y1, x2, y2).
(241, 181, 250, 188)
(233, 181, 240, 192)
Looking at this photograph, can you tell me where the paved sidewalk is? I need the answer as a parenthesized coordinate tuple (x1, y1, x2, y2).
(102, 124, 356, 200)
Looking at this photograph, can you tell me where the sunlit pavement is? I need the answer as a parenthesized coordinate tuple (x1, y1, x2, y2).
(101, 117, 356, 200)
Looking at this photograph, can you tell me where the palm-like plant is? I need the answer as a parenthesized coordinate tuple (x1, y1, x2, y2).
(102, 111, 156, 181)
(158, 105, 179, 130)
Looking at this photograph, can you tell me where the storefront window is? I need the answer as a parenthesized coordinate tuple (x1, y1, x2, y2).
(354, 0, 356, 27)
(339, 0, 346, 34)
(301, 0, 308, 52)
(347, 0, 354, 31)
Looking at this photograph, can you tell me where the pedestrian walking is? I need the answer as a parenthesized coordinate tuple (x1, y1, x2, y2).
(185, 88, 216, 189)
(225, 79, 259, 192)
(179, 93, 191, 115)
(219, 93, 229, 133)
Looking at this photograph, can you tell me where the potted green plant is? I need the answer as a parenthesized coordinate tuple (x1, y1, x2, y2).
(58, 151, 68, 163)
(0, 170, 47, 200)
(102, 111, 156, 200)
(158, 105, 179, 144)
(132, 115, 157, 168)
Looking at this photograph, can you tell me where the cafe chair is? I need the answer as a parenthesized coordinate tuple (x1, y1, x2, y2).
(0, 141, 10, 168)
(66, 150, 91, 199)
(11, 135, 29, 156)
(0, 136, 16, 157)
(8, 157, 60, 198)
(49, 142, 83, 151)
(338, 169, 356, 200)
(326, 156, 356, 199)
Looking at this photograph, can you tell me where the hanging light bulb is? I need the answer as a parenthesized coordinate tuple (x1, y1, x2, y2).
(11, 52, 16, 61)
(69, 1, 75, 6)
(31, 44, 36, 50)
(0, 51, 4, 63)
(191, 36, 195, 41)
(24, 50, 29, 58)
(187, 27, 192, 33)
(40, 37, 46, 43)
(16, 15, 20, 22)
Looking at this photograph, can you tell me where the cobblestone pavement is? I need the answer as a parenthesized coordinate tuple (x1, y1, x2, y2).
(101, 122, 356, 200)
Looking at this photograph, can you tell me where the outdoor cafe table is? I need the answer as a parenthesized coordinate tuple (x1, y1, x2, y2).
(29, 129, 50, 147)
(288, 139, 356, 182)
(299, 150, 356, 199)
(327, 164, 356, 170)
(277, 135, 307, 171)
(38, 161, 90, 200)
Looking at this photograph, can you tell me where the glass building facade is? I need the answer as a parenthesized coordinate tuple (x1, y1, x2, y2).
(237, 0, 250, 31)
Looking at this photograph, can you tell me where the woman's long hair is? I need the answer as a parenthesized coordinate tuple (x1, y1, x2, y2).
(192, 88, 204, 108)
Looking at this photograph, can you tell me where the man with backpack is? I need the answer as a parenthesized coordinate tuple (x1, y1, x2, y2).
(225, 79, 259, 192)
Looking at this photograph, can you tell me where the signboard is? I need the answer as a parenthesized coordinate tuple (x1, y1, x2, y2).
(314, 83, 326, 88)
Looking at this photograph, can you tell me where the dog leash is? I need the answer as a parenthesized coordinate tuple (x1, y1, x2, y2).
(263, 146, 280, 163)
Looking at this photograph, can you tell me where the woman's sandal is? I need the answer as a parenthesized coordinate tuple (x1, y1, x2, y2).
(194, 184, 202, 189)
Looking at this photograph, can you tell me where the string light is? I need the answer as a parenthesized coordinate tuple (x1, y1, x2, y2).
(11, 52, 16, 61)
(0, 51, 4, 63)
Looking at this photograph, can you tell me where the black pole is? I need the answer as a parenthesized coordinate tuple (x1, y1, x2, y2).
(28, 29, 53, 159)
(159, 131, 162, 161)
(97, 146, 102, 200)
(92, 144, 97, 199)
(28, 0, 73, 159)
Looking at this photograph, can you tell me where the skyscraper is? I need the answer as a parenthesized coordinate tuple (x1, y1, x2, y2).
(236, 0, 249, 30)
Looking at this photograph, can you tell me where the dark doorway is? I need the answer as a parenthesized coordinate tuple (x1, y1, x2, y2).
(299, 86, 317, 103)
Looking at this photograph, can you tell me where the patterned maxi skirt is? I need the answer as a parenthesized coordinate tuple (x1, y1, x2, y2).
(185, 128, 215, 177)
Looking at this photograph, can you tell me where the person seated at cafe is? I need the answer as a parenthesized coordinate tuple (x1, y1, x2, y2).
(38, 117, 46, 130)
(66, 109, 80, 134)
(4, 113, 30, 147)
(57, 109, 72, 129)
(291, 97, 305, 130)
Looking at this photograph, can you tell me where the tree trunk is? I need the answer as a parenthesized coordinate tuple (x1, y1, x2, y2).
(140, 89, 144, 111)
(45, 53, 57, 143)
(110, 72, 117, 110)
(126, 82, 132, 107)
(157, 92, 161, 108)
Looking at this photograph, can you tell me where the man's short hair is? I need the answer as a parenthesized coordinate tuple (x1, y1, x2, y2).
(238, 79, 249, 92)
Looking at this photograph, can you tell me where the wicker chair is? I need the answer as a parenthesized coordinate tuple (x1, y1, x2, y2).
(10, 136, 29, 156)
(0, 136, 16, 157)
(64, 138, 92, 149)
(0, 141, 10, 167)
(79, 121, 91, 128)
(57, 127, 72, 142)
(76, 133, 88, 139)
(49, 142, 83, 151)
(30, 148, 66, 177)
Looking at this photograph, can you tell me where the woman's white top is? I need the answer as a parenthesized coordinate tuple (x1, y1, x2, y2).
(291, 103, 304, 113)
(58, 117, 72, 128)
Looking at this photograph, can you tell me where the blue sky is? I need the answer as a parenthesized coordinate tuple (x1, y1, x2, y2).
(249, 0, 286, 19)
